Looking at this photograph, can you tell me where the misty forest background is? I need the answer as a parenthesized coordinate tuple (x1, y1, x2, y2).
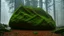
(0, 0, 64, 27)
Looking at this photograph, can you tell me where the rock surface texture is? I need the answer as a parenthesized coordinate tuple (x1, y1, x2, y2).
(9, 5, 56, 30)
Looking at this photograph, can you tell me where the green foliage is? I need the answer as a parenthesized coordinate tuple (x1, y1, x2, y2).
(0, 23, 11, 33)
(53, 27, 64, 34)
(9, 5, 56, 30)
(0, 24, 5, 32)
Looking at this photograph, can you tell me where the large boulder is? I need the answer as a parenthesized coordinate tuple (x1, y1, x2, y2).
(9, 5, 56, 30)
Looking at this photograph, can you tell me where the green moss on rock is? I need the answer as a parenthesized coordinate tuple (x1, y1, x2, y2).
(9, 5, 56, 30)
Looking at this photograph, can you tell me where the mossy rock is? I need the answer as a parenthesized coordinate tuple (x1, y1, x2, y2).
(9, 5, 56, 30)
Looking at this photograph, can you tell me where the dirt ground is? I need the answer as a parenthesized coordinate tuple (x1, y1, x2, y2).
(3, 30, 61, 36)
